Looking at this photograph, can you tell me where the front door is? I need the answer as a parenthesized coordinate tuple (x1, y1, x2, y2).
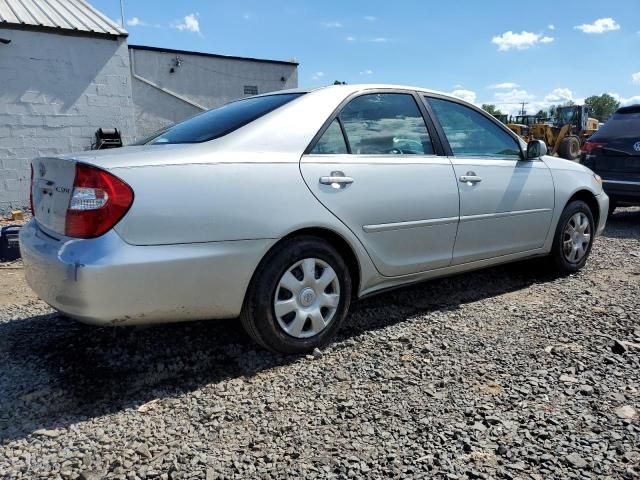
(300, 92, 460, 276)
(425, 96, 555, 265)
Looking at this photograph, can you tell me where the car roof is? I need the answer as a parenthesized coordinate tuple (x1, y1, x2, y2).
(261, 84, 472, 106)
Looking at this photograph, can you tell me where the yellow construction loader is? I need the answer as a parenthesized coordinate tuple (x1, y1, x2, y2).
(505, 106, 599, 161)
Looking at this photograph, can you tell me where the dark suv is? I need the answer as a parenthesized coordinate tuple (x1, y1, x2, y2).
(581, 105, 640, 213)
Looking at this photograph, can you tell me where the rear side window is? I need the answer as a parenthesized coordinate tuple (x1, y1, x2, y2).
(143, 93, 304, 145)
(595, 109, 640, 138)
(339, 93, 434, 155)
(428, 97, 522, 159)
(311, 119, 348, 154)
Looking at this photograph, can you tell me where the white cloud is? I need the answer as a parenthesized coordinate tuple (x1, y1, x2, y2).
(364, 16, 377, 21)
(127, 17, 146, 27)
(346, 35, 391, 43)
(544, 88, 574, 103)
(360, 69, 374, 75)
(174, 13, 200, 33)
(322, 21, 343, 28)
(450, 89, 477, 103)
(632, 72, 640, 85)
(243, 13, 251, 20)
(453, 84, 464, 89)
(494, 88, 536, 104)
(489, 82, 520, 89)
(312, 72, 325, 80)
(610, 92, 640, 106)
(574, 18, 620, 34)
(128, 17, 162, 28)
(548, 24, 555, 30)
(488, 87, 588, 116)
(491, 30, 554, 51)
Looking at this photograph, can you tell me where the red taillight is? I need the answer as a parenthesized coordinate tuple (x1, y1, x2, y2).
(582, 141, 606, 154)
(29, 164, 34, 215)
(65, 164, 134, 238)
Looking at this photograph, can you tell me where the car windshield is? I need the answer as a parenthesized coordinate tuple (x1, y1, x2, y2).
(140, 93, 305, 145)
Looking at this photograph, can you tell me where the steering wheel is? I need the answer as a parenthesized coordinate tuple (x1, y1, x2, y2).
(386, 148, 406, 155)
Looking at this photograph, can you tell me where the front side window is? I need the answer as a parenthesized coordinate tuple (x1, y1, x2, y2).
(142, 93, 304, 145)
(338, 93, 434, 155)
(311, 119, 348, 154)
(428, 97, 522, 159)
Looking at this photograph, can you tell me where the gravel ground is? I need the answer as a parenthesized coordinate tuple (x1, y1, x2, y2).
(1, 209, 639, 479)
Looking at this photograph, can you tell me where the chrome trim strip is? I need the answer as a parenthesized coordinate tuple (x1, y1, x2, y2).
(603, 179, 640, 186)
(460, 208, 552, 223)
(363, 216, 458, 233)
(303, 154, 451, 165)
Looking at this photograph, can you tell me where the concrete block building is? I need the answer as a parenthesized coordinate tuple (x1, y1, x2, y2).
(0, 0, 134, 210)
(0, 0, 298, 211)
(130, 45, 298, 139)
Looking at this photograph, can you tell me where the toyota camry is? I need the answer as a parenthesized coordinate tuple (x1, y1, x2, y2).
(20, 84, 608, 353)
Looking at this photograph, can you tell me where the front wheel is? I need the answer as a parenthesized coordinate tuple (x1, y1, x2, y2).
(549, 200, 595, 274)
(240, 236, 352, 354)
(558, 136, 581, 161)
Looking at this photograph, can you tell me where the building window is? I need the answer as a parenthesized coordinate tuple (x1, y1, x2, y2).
(244, 85, 259, 95)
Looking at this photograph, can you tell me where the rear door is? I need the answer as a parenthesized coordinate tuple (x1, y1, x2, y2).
(424, 95, 554, 265)
(300, 90, 460, 277)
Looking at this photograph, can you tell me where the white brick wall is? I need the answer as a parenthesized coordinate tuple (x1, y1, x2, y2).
(0, 29, 135, 211)
(130, 47, 298, 139)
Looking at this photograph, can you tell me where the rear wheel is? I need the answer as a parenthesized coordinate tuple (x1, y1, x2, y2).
(240, 236, 352, 354)
(549, 200, 595, 274)
(558, 136, 581, 161)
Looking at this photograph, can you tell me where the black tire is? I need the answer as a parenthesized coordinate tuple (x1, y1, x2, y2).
(558, 136, 581, 161)
(240, 236, 352, 354)
(549, 200, 595, 274)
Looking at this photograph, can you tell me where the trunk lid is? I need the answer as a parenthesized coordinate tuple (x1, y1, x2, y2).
(31, 157, 77, 235)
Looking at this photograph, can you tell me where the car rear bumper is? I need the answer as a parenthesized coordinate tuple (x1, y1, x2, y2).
(19, 220, 272, 325)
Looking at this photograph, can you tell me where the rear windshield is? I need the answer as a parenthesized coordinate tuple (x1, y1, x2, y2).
(595, 109, 640, 137)
(140, 93, 304, 145)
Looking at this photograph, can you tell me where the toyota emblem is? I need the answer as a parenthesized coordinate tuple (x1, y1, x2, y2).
(634, 141, 640, 152)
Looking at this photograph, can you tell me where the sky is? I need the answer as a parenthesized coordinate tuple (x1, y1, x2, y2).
(92, 0, 640, 115)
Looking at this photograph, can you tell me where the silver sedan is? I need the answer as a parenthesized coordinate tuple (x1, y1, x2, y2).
(20, 85, 608, 353)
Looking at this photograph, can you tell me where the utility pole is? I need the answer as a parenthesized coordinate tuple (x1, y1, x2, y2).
(120, 0, 125, 28)
(520, 102, 529, 115)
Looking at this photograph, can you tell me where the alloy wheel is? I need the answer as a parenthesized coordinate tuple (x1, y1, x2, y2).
(562, 212, 592, 263)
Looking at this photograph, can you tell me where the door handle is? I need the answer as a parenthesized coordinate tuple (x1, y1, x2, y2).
(319, 171, 354, 188)
(459, 172, 482, 185)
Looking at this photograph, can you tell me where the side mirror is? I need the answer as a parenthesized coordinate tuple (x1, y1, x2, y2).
(526, 140, 547, 159)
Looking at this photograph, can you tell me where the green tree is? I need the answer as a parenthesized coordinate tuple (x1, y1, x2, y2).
(585, 94, 620, 121)
(536, 109, 548, 118)
(481, 104, 503, 116)
(333, 80, 347, 85)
